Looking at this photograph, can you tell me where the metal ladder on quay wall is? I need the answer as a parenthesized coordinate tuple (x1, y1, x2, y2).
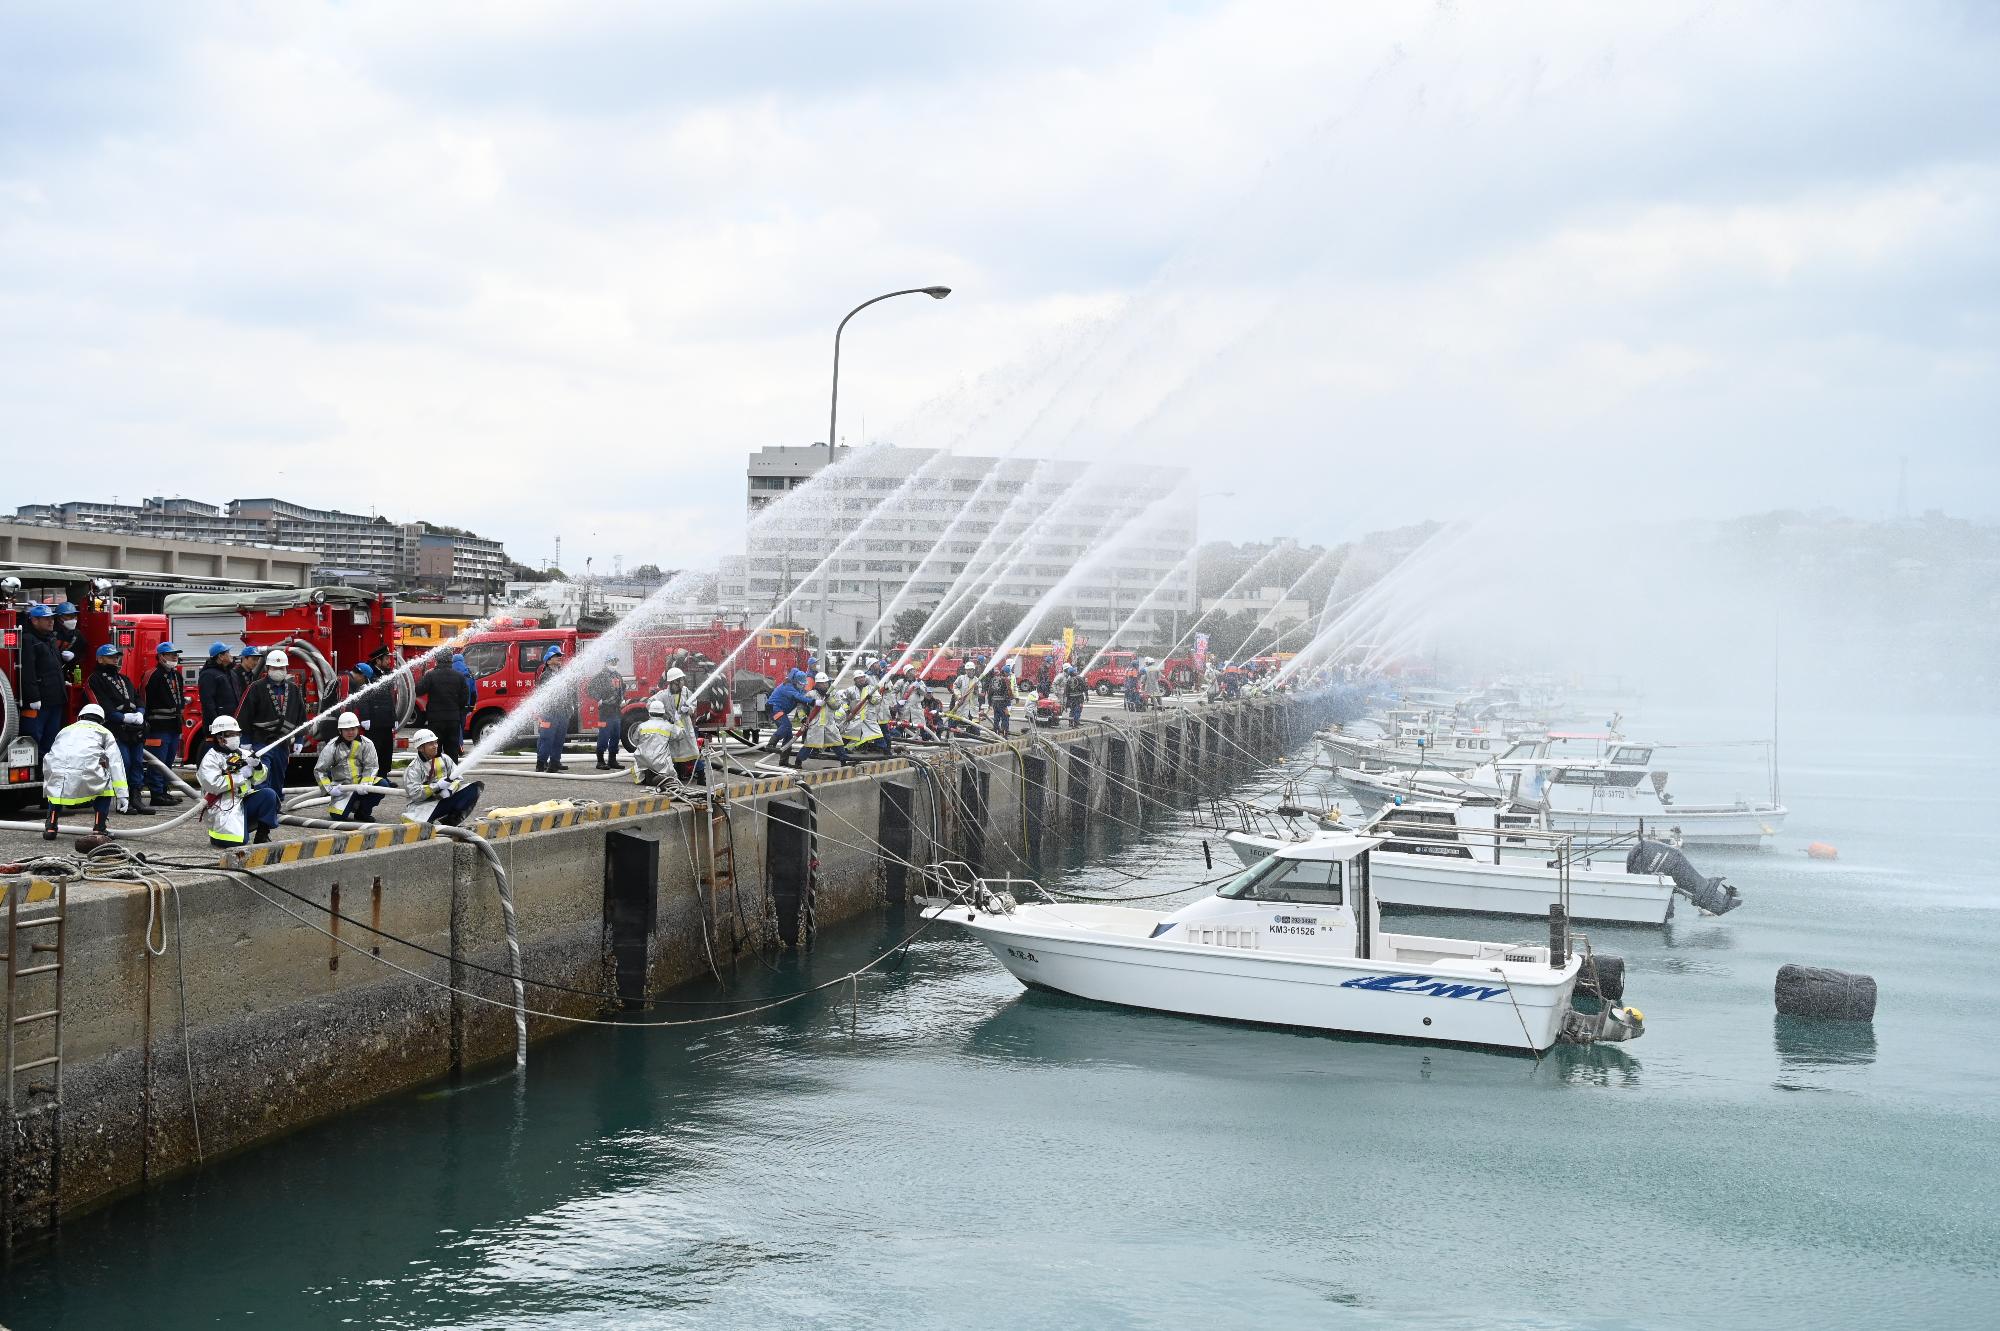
(2, 877, 66, 1257)
(700, 790, 746, 958)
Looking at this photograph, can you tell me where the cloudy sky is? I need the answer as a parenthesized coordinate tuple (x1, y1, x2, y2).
(3, 0, 1995, 572)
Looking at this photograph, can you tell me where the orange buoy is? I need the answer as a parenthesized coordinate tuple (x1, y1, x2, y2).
(1806, 842, 1839, 861)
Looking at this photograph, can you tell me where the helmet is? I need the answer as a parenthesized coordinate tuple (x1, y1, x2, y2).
(26, 603, 52, 620)
(208, 714, 240, 736)
(266, 648, 290, 668)
(960, 663, 973, 673)
(56, 602, 76, 615)
(157, 641, 180, 656)
(1064, 663, 1077, 673)
(604, 655, 618, 665)
(647, 699, 666, 716)
(336, 711, 361, 730)
(96, 643, 121, 659)
(543, 646, 563, 661)
(78, 702, 106, 721)
(409, 728, 440, 749)
(208, 641, 230, 657)
(665, 667, 685, 683)
(815, 672, 830, 685)
(0, 576, 17, 592)
(356, 662, 376, 680)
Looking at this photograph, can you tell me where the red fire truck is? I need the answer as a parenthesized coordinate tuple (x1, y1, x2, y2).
(2, 571, 402, 794)
(452, 620, 812, 749)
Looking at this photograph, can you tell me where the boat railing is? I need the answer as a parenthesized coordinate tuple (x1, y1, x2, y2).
(920, 861, 1033, 914)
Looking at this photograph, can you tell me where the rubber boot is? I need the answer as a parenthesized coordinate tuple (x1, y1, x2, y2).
(42, 809, 59, 842)
(252, 826, 273, 844)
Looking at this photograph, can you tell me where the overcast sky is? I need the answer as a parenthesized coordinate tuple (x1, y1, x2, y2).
(3, 0, 1995, 572)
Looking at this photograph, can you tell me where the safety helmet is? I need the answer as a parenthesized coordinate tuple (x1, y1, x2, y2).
(208, 641, 230, 657)
(356, 662, 375, 680)
(336, 711, 361, 730)
(56, 602, 76, 615)
(157, 641, 180, 656)
(647, 699, 666, 716)
(815, 672, 830, 684)
(960, 662, 973, 672)
(543, 646, 563, 661)
(0, 576, 17, 593)
(26, 603, 52, 620)
(96, 643, 121, 659)
(409, 728, 440, 749)
(266, 648, 290, 668)
(78, 702, 106, 721)
(665, 667, 685, 683)
(208, 714, 241, 736)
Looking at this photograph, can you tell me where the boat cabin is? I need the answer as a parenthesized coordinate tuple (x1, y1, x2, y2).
(1157, 834, 1383, 959)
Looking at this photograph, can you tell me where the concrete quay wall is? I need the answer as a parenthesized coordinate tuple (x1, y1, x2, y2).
(23, 694, 1331, 1230)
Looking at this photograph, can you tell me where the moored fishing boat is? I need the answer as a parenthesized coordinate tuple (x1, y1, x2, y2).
(923, 836, 1644, 1054)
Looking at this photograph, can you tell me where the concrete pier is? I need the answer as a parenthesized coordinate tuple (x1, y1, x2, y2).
(0, 694, 1332, 1237)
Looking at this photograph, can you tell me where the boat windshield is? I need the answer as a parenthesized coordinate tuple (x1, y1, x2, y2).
(1216, 855, 1344, 905)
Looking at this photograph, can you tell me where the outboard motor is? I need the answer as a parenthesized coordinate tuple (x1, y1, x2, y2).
(1628, 839, 1741, 915)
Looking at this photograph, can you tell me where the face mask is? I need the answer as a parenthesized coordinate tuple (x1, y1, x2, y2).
(268, 667, 289, 682)
(60, 618, 77, 629)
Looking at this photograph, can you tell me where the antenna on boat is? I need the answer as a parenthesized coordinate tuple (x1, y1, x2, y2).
(1770, 607, 1782, 809)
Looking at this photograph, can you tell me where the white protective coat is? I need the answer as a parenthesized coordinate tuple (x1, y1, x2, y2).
(197, 744, 268, 843)
(43, 718, 128, 807)
(402, 751, 463, 824)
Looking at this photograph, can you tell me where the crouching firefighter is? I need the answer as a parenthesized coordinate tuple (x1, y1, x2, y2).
(197, 713, 281, 847)
(41, 703, 127, 841)
(401, 728, 484, 827)
(314, 710, 390, 822)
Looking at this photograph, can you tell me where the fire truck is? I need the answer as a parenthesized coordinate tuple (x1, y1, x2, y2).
(451, 620, 812, 749)
(2, 569, 402, 795)
(1082, 650, 1138, 696)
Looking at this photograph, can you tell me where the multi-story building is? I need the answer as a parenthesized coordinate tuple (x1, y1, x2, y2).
(12, 496, 512, 590)
(721, 444, 1197, 646)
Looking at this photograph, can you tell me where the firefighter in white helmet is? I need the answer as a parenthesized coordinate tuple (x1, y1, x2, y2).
(236, 647, 306, 795)
(631, 698, 677, 789)
(41, 703, 126, 841)
(947, 661, 978, 732)
(401, 728, 484, 826)
(314, 710, 388, 821)
(197, 713, 281, 847)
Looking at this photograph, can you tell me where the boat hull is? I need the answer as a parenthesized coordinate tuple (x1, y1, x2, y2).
(939, 905, 1576, 1053)
(1544, 806, 1783, 848)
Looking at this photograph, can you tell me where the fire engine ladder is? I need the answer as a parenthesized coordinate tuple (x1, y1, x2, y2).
(2, 876, 66, 1257)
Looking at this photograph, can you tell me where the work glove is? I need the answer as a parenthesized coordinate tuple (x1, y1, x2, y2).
(61, 651, 73, 662)
(24, 700, 38, 713)
(328, 783, 351, 797)
(360, 719, 371, 730)
(125, 711, 144, 727)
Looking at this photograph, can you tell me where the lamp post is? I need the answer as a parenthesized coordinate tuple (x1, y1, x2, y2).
(827, 286, 951, 453)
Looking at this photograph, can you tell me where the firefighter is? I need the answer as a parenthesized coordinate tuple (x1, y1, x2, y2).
(20, 604, 67, 760)
(1060, 663, 1088, 726)
(356, 657, 400, 774)
(863, 669, 894, 754)
(662, 691, 703, 783)
(53, 602, 84, 682)
(985, 666, 1015, 737)
(40, 702, 125, 841)
(631, 698, 676, 788)
(947, 662, 978, 733)
(402, 728, 483, 826)
(142, 641, 186, 808)
(86, 644, 152, 816)
(197, 642, 244, 756)
(414, 654, 472, 759)
(533, 645, 571, 772)
(314, 711, 388, 822)
(588, 655, 628, 770)
(652, 665, 697, 717)
(198, 714, 280, 847)
(841, 680, 882, 756)
(236, 648, 307, 795)
(764, 668, 811, 751)
(799, 689, 845, 766)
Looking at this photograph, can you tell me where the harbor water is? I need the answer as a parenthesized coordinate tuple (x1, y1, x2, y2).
(3, 708, 1996, 1329)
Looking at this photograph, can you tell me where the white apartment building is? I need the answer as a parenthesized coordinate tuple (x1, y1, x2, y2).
(721, 444, 1197, 646)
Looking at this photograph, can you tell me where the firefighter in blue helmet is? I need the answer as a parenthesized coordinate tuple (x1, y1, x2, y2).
(764, 667, 811, 751)
(534, 645, 571, 771)
(87, 644, 152, 816)
(53, 602, 83, 681)
(19, 604, 68, 759)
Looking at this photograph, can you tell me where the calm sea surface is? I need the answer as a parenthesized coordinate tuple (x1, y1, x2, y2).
(3, 707, 1995, 1329)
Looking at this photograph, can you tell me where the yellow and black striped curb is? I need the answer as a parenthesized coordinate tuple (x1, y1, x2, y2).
(0, 876, 59, 908)
(224, 821, 433, 869)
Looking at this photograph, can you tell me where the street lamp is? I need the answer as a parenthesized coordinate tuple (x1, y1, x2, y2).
(827, 286, 951, 454)
(822, 285, 951, 649)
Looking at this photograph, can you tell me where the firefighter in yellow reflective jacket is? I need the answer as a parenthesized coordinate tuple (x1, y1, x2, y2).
(632, 699, 676, 788)
(196, 714, 280, 847)
(800, 689, 847, 765)
(41, 703, 126, 841)
(401, 729, 484, 826)
(313, 711, 389, 822)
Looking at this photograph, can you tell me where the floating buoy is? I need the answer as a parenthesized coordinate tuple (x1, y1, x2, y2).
(1775, 964, 1876, 1022)
(1806, 842, 1839, 861)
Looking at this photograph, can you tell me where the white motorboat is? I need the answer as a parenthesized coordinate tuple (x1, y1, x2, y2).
(1223, 801, 1742, 926)
(922, 837, 1643, 1054)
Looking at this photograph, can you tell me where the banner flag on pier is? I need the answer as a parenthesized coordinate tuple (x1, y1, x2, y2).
(1059, 627, 1074, 670)
(1193, 632, 1209, 673)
